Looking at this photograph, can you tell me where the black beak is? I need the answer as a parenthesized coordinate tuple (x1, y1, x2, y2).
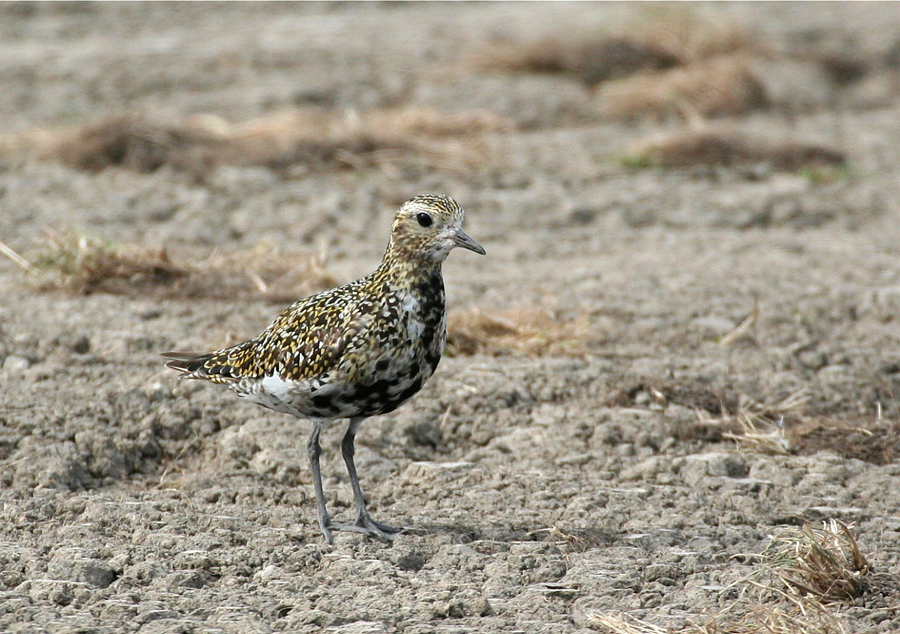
(453, 228, 485, 255)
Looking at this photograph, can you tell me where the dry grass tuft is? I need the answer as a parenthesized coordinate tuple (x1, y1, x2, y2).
(586, 596, 845, 633)
(623, 129, 846, 171)
(190, 243, 338, 303)
(728, 602, 846, 634)
(528, 525, 611, 554)
(699, 390, 810, 455)
(474, 36, 680, 86)
(360, 108, 514, 138)
(725, 413, 792, 456)
(17, 231, 336, 300)
(472, 7, 755, 87)
(764, 520, 870, 603)
(585, 521, 867, 633)
(53, 116, 218, 174)
(8, 107, 513, 178)
(599, 55, 767, 121)
(585, 611, 668, 634)
(446, 307, 594, 357)
(586, 601, 846, 634)
(719, 298, 759, 347)
(790, 418, 887, 465)
(30, 231, 189, 295)
(621, 5, 756, 65)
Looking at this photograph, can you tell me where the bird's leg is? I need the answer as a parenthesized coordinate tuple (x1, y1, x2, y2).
(335, 417, 402, 540)
(306, 421, 333, 545)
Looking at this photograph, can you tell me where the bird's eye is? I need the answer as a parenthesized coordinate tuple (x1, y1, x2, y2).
(416, 212, 433, 227)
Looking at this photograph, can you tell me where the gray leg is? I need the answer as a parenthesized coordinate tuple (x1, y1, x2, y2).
(337, 417, 401, 540)
(306, 421, 333, 545)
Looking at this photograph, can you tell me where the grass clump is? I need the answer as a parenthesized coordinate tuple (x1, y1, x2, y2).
(585, 521, 871, 633)
(619, 5, 755, 65)
(446, 307, 593, 357)
(474, 36, 680, 86)
(764, 520, 870, 603)
(472, 6, 771, 122)
(585, 611, 669, 634)
(697, 389, 810, 455)
(473, 6, 755, 88)
(5, 107, 513, 179)
(586, 605, 845, 634)
(529, 525, 611, 554)
(53, 116, 214, 174)
(31, 231, 189, 295)
(599, 55, 767, 121)
(622, 130, 846, 171)
(10, 231, 336, 301)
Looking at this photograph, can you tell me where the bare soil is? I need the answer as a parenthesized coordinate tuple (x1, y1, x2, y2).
(1, 3, 900, 633)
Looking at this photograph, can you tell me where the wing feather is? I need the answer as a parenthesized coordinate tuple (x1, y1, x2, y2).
(163, 280, 375, 384)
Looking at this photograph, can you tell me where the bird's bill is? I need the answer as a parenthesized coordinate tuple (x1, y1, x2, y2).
(453, 228, 486, 255)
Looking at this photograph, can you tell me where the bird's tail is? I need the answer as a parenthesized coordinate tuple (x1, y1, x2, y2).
(162, 348, 247, 384)
(161, 351, 215, 378)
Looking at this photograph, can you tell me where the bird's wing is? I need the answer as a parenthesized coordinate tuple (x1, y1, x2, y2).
(164, 283, 375, 384)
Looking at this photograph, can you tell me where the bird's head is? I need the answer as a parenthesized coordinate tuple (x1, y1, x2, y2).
(387, 194, 485, 263)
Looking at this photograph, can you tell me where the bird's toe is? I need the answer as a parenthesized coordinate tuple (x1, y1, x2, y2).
(364, 517, 402, 535)
(327, 514, 402, 542)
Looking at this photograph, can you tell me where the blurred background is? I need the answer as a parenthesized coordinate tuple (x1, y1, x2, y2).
(2, 2, 898, 252)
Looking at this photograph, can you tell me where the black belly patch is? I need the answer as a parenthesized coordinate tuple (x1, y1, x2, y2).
(353, 378, 393, 401)
(311, 392, 335, 411)
(397, 378, 422, 403)
(347, 372, 424, 416)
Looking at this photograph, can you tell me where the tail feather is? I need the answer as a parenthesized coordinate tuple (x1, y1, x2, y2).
(161, 351, 214, 376)
(162, 349, 243, 384)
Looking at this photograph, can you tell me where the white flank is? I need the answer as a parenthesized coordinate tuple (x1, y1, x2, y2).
(261, 374, 295, 401)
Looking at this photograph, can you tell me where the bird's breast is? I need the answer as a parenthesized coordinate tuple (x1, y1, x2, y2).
(397, 279, 445, 357)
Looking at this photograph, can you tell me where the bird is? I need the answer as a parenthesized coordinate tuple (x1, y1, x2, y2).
(162, 194, 485, 544)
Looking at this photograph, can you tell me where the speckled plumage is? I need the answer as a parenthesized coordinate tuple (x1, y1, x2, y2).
(163, 194, 484, 543)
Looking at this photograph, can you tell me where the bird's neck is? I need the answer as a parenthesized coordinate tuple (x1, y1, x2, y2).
(378, 240, 444, 283)
(369, 245, 444, 312)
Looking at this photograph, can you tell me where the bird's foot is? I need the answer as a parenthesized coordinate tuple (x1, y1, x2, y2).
(318, 512, 335, 545)
(358, 514, 403, 536)
(329, 513, 403, 542)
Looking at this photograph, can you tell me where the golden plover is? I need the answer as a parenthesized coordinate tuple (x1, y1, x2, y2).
(163, 194, 484, 544)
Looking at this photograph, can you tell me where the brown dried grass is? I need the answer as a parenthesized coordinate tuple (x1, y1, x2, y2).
(474, 36, 680, 86)
(12, 236, 599, 357)
(17, 231, 336, 301)
(529, 525, 611, 554)
(7, 107, 513, 178)
(472, 7, 755, 87)
(585, 604, 844, 634)
(697, 390, 810, 455)
(790, 418, 888, 465)
(620, 5, 757, 65)
(446, 307, 594, 357)
(623, 129, 846, 171)
(764, 520, 871, 603)
(585, 521, 869, 633)
(585, 611, 669, 634)
(599, 55, 768, 121)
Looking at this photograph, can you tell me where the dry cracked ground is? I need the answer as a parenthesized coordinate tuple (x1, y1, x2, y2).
(1, 3, 900, 633)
